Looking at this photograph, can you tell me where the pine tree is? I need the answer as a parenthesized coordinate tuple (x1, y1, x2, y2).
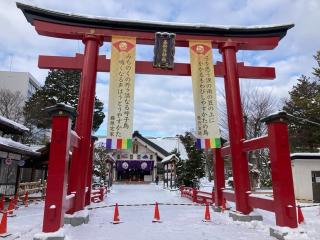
(283, 51, 320, 151)
(24, 69, 105, 132)
(179, 132, 205, 187)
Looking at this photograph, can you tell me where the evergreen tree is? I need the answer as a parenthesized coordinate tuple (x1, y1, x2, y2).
(283, 51, 320, 151)
(179, 132, 205, 187)
(24, 70, 105, 133)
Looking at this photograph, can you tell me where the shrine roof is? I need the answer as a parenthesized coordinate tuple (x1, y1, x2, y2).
(17, 3, 294, 40)
(0, 116, 29, 135)
(0, 136, 40, 157)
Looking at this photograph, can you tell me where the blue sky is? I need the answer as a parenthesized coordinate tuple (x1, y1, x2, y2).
(0, 0, 319, 137)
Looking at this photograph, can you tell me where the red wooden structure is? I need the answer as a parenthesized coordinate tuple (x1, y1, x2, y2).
(181, 112, 297, 228)
(17, 2, 297, 232)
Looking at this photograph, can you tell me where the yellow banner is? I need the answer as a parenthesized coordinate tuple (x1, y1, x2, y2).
(189, 40, 220, 149)
(106, 36, 136, 148)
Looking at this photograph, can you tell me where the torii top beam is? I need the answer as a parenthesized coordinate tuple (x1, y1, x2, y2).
(17, 2, 293, 50)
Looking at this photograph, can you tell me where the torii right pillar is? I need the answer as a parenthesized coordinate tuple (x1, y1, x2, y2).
(219, 40, 252, 214)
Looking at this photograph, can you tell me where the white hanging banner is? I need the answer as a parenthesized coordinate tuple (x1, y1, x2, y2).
(106, 36, 136, 150)
(189, 40, 220, 149)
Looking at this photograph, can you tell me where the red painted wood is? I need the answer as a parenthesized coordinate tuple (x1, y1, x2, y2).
(42, 115, 71, 232)
(33, 20, 281, 50)
(221, 145, 231, 157)
(64, 194, 75, 212)
(70, 130, 80, 148)
(85, 138, 95, 206)
(38, 55, 275, 79)
(222, 190, 236, 202)
(68, 35, 102, 213)
(266, 118, 298, 228)
(242, 135, 269, 152)
(213, 148, 225, 207)
(248, 195, 274, 212)
(220, 41, 251, 214)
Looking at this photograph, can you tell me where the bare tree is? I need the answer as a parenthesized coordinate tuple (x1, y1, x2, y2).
(0, 89, 25, 122)
(217, 83, 279, 188)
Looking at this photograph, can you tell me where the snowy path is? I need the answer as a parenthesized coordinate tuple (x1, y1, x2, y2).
(66, 184, 273, 240)
(14, 184, 320, 239)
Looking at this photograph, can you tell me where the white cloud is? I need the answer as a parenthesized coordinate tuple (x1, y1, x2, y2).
(0, 0, 319, 137)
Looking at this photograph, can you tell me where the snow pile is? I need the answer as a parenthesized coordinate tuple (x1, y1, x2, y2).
(65, 208, 89, 219)
(33, 228, 65, 240)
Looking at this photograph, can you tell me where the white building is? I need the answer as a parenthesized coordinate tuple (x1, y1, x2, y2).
(0, 71, 41, 100)
(291, 153, 320, 202)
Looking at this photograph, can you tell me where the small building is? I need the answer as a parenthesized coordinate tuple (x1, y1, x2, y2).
(291, 153, 320, 202)
(161, 154, 179, 189)
(0, 115, 42, 196)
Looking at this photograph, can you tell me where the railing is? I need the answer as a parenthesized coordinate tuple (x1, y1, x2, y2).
(91, 187, 107, 203)
(18, 180, 46, 196)
(180, 113, 298, 228)
(215, 112, 297, 228)
(180, 186, 214, 204)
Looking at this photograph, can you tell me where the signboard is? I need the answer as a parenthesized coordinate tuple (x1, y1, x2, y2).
(153, 32, 175, 69)
(106, 36, 136, 149)
(189, 40, 221, 149)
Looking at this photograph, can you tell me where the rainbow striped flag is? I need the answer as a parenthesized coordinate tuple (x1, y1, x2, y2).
(196, 138, 221, 149)
(106, 138, 132, 150)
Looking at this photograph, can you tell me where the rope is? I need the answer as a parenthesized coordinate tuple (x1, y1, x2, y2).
(299, 204, 320, 208)
(88, 202, 217, 210)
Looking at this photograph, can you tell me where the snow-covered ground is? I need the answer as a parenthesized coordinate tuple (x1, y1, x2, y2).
(5, 184, 320, 240)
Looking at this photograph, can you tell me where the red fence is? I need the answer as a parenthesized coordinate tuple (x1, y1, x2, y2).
(180, 112, 298, 228)
(180, 186, 214, 205)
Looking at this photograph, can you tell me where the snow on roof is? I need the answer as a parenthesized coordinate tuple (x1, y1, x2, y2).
(0, 116, 29, 132)
(148, 137, 188, 160)
(291, 153, 320, 157)
(161, 154, 179, 164)
(0, 136, 39, 156)
(291, 152, 320, 160)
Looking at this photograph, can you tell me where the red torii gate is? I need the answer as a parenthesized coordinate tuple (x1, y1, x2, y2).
(17, 2, 297, 232)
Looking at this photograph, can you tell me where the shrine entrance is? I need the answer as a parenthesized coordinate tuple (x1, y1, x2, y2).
(17, 2, 298, 235)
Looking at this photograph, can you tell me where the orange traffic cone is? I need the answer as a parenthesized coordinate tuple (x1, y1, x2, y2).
(0, 211, 7, 235)
(203, 203, 211, 222)
(152, 202, 161, 223)
(7, 199, 14, 216)
(112, 203, 121, 224)
(297, 205, 304, 224)
(24, 192, 29, 207)
(0, 196, 4, 212)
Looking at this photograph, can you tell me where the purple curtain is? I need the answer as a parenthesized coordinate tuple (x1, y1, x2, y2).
(116, 160, 154, 172)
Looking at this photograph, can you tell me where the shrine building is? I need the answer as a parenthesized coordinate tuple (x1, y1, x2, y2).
(97, 131, 187, 183)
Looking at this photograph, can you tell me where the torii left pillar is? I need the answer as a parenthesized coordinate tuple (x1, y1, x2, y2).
(68, 34, 103, 213)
